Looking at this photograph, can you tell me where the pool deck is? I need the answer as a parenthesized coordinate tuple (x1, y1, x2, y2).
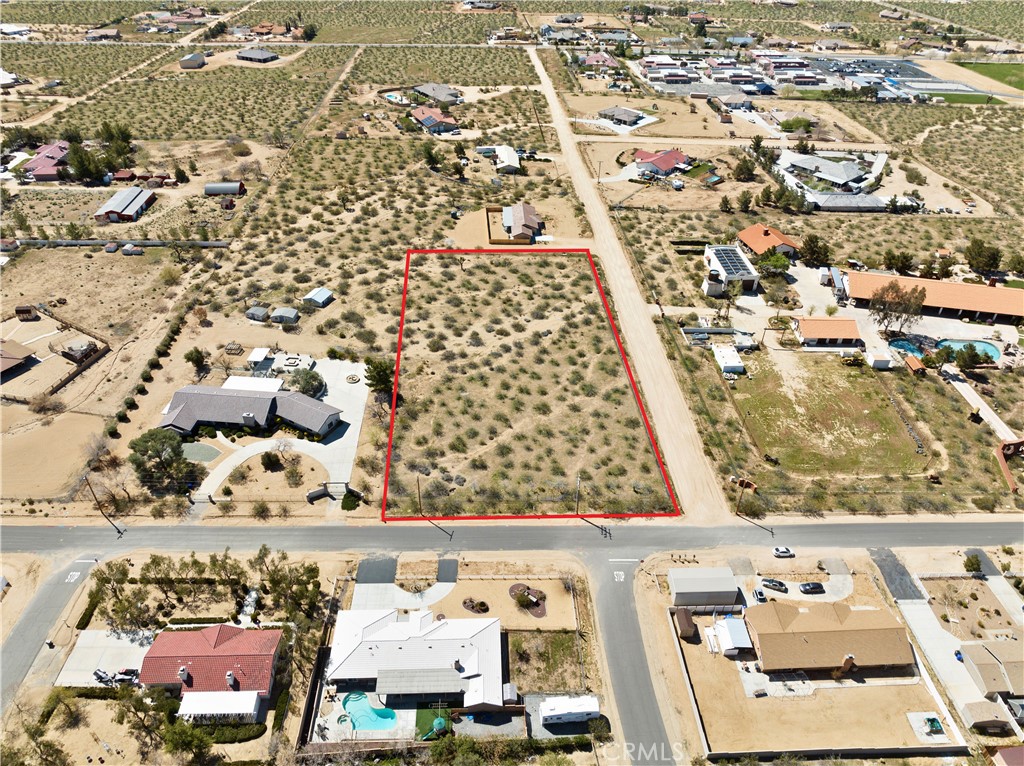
(313, 694, 417, 743)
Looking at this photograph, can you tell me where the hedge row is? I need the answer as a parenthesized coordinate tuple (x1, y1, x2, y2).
(76, 589, 103, 630)
(166, 616, 231, 625)
(196, 722, 267, 744)
(39, 686, 119, 725)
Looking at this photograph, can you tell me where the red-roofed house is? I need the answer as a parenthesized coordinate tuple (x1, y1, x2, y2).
(634, 148, 690, 177)
(581, 51, 618, 69)
(736, 224, 799, 257)
(411, 106, 459, 134)
(22, 141, 70, 182)
(140, 625, 282, 722)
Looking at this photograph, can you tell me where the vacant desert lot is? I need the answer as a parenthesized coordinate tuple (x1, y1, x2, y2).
(386, 250, 673, 517)
(681, 614, 950, 752)
(348, 45, 539, 87)
(0, 42, 170, 97)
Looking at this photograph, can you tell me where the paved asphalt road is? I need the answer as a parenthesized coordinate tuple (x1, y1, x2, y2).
(4, 519, 1023, 764)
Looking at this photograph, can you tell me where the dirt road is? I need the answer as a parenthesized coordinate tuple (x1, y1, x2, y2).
(527, 46, 729, 524)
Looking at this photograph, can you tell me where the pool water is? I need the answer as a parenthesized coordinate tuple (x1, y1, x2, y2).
(342, 692, 397, 731)
(937, 339, 1001, 362)
(888, 338, 924, 358)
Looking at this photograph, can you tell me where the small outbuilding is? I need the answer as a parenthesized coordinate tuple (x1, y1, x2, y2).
(302, 287, 334, 308)
(905, 355, 926, 375)
(667, 567, 739, 607)
(205, 181, 246, 196)
(712, 344, 745, 374)
(245, 306, 270, 322)
(179, 52, 206, 69)
(714, 617, 753, 657)
(270, 307, 299, 325)
(94, 186, 156, 223)
(673, 607, 696, 639)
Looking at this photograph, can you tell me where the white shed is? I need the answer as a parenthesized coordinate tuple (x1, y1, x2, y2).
(302, 287, 334, 308)
(667, 567, 739, 607)
(714, 617, 753, 657)
(539, 695, 600, 725)
(712, 344, 745, 374)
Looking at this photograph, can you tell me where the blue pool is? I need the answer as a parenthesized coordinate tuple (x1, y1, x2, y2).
(937, 339, 1001, 361)
(342, 692, 397, 731)
(888, 338, 924, 358)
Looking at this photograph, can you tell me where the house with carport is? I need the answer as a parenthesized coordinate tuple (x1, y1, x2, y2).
(845, 272, 1024, 325)
(791, 317, 863, 348)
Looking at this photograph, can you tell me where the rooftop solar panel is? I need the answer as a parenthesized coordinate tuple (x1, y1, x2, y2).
(711, 246, 755, 277)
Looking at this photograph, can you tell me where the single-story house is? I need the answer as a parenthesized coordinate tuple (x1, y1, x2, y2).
(412, 83, 463, 106)
(960, 641, 1024, 700)
(327, 609, 516, 712)
(0, 238, 19, 252)
(598, 106, 644, 126)
(85, 28, 121, 41)
(501, 201, 544, 242)
(493, 145, 521, 174)
(745, 602, 915, 673)
(712, 344, 745, 374)
(94, 187, 156, 223)
(726, 36, 756, 47)
(21, 140, 70, 181)
(821, 21, 854, 31)
(993, 746, 1024, 766)
(634, 148, 689, 176)
(780, 152, 868, 190)
(879, 10, 905, 20)
(960, 700, 1013, 734)
(205, 181, 246, 196)
(667, 567, 739, 607)
(270, 307, 299, 324)
(302, 287, 334, 308)
(581, 51, 618, 69)
(179, 52, 206, 69)
(245, 305, 270, 322)
(715, 617, 753, 657)
(111, 169, 137, 182)
(814, 38, 855, 51)
(236, 48, 279, 64)
(792, 317, 862, 347)
(411, 106, 459, 134)
(845, 271, 1024, 323)
(736, 224, 798, 257)
(765, 110, 820, 129)
(160, 385, 343, 436)
(140, 625, 282, 724)
(0, 338, 35, 375)
(701, 244, 759, 297)
(555, 14, 583, 23)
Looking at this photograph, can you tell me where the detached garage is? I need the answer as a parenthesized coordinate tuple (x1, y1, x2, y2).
(668, 567, 739, 607)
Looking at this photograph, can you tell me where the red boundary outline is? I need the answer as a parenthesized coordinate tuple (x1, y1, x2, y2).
(381, 248, 682, 522)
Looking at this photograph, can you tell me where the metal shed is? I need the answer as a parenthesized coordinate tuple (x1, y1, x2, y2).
(245, 306, 270, 321)
(667, 567, 739, 607)
(204, 181, 246, 196)
(270, 307, 299, 324)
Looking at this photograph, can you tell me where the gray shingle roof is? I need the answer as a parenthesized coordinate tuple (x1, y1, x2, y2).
(159, 385, 341, 434)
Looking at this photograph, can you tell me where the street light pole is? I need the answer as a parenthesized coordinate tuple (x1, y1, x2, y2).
(83, 476, 125, 538)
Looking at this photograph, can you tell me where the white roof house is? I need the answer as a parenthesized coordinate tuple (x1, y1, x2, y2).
(178, 690, 261, 722)
(714, 617, 753, 656)
(327, 610, 506, 710)
(302, 287, 334, 307)
(667, 567, 739, 606)
(493, 145, 521, 174)
(712, 344, 745, 374)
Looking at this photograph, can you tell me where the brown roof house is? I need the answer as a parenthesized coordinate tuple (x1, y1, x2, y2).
(745, 602, 914, 673)
(501, 202, 544, 242)
(960, 639, 1024, 700)
(791, 317, 863, 348)
(737, 224, 799, 258)
(846, 272, 1024, 324)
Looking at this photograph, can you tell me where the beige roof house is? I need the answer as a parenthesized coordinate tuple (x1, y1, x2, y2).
(501, 202, 544, 241)
(745, 602, 914, 673)
(960, 639, 1024, 698)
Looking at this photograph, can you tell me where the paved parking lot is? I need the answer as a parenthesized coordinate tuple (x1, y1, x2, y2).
(55, 630, 153, 687)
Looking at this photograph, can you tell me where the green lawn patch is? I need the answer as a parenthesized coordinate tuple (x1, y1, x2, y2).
(925, 92, 1004, 105)
(1004, 279, 1024, 290)
(957, 62, 1024, 91)
(416, 706, 450, 737)
(685, 162, 715, 178)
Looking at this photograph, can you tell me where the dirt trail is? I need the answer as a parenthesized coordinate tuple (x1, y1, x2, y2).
(527, 46, 729, 524)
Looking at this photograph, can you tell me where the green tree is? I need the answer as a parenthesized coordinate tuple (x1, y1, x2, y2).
(183, 346, 206, 373)
(365, 357, 396, 396)
(162, 720, 212, 760)
(173, 165, 188, 184)
(955, 344, 992, 371)
(421, 142, 440, 168)
(1004, 251, 1024, 275)
(937, 255, 955, 279)
(963, 554, 982, 573)
(799, 234, 831, 268)
(128, 429, 207, 494)
(23, 721, 72, 766)
(964, 237, 1001, 274)
(66, 142, 105, 183)
(736, 189, 753, 212)
(719, 194, 733, 213)
(113, 686, 172, 759)
(882, 248, 914, 274)
(750, 134, 764, 159)
(757, 251, 791, 277)
(733, 156, 756, 182)
(302, 22, 318, 40)
(868, 280, 926, 334)
(288, 368, 324, 396)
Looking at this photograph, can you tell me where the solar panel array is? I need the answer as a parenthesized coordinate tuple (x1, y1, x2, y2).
(711, 246, 754, 277)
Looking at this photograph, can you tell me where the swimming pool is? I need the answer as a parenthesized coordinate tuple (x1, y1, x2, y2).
(888, 338, 924, 358)
(937, 339, 1001, 362)
(342, 692, 397, 731)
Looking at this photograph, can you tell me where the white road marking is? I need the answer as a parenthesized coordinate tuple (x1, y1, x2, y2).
(614, 571, 625, 582)
(609, 558, 639, 562)
(65, 571, 80, 583)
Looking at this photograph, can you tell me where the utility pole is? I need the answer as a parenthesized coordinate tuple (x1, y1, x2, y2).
(574, 473, 581, 515)
(83, 476, 125, 538)
(417, 476, 423, 515)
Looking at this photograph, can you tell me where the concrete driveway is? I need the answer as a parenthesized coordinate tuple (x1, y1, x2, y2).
(55, 630, 153, 687)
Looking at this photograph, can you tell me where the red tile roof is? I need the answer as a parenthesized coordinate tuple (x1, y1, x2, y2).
(634, 148, 688, 173)
(737, 224, 798, 255)
(140, 625, 282, 696)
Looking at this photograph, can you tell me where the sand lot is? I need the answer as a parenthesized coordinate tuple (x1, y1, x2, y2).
(681, 613, 950, 752)
(432, 578, 578, 631)
(923, 576, 1017, 639)
(0, 314, 107, 400)
(1, 411, 103, 498)
(564, 93, 768, 139)
(0, 554, 51, 644)
(756, 97, 886, 143)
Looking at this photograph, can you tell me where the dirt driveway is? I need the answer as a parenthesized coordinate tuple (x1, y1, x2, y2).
(527, 46, 728, 524)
